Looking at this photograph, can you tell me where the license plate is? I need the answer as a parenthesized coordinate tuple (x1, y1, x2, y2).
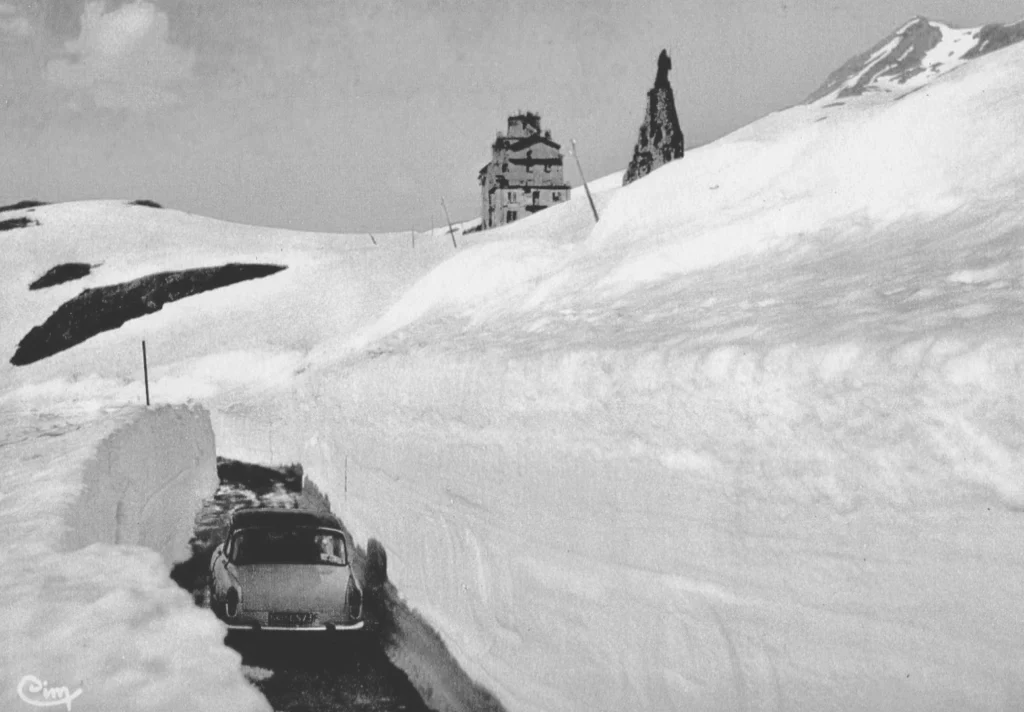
(268, 611, 318, 627)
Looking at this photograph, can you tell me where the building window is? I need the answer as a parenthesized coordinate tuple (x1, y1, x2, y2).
(502, 163, 508, 172)
(533, 190, 540, 205)
(527, 163, 533, 172)
(506, 210, 517, 223)
(553, 192, 562, 202)
(507, 191, 517, 203)
(544, 164, 551, 172)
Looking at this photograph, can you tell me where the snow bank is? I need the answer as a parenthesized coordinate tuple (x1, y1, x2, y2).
(0, 404, 269, 712)
(593, 42, 1024, 284)
(61, 405, 215, 560)
(207, 335, 1024, 712)
(203, 45, 1024, 712)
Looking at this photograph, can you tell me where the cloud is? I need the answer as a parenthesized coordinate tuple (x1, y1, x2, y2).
(0, 3, 33, 36)
(45, 1, 194, 110)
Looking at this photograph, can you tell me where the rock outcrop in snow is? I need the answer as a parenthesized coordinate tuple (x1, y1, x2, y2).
(11, 262, 286, 366)
(964, 19, 1024, 58)
(622, 50, 685, 186)
(0, 216, 36, 231)
(29, 262, 93, 290)
(807, 16, 1024, 103)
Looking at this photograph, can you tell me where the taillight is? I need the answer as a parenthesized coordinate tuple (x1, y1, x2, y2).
(226, 588, 241, 618)
(346, 577, 362, 618)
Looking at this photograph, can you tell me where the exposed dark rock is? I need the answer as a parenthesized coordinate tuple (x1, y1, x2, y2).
(130, 199, 163, 208)
(964, 20, 1024, 59)
(654, 48, 671, 88)
(623, 49, 685, 186)
(0, 216, 38, 232)
(11, 262, 286, 366)
(806, 17, 1024, 104)
(0, 200, 48, 213)
(29, 263, 93, 290)
(807, 18, 941, 102)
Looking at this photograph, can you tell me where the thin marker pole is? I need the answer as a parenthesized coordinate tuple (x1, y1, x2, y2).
(441, 197, 458, 248)
(369, 233, 377, 245)
(571, 139, 600, 223)
(142, 340, 150, 406)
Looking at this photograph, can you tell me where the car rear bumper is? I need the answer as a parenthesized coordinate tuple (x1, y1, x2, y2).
(225, 620, 365, 632)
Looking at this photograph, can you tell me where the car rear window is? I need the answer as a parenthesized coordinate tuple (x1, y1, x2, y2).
(231, 528, 347, 566)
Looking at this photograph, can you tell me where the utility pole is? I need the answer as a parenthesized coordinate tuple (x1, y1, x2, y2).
(141, 340, 150, 406)
(571, 139, 600, 223)
(441, 197, 458, 248)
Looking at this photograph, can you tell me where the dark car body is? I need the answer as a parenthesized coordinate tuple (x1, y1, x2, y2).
(210, 508, 364, 631)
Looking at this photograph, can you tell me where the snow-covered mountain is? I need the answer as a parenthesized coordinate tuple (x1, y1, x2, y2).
(806, 16, 1024, 102)
(3, 23, 1024, 712)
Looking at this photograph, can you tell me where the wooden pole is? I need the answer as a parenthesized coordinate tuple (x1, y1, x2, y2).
(571, 139, 600, 223)
(142, 340, 150, 406)
(441, 197, 458, 248)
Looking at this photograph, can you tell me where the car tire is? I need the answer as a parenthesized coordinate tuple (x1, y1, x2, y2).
(209, 589, 224, 618)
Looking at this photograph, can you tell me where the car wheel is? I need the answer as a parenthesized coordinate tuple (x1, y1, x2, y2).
(209, 587, 224, 618)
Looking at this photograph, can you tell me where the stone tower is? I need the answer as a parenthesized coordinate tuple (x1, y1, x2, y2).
(623, 50, 685, 186)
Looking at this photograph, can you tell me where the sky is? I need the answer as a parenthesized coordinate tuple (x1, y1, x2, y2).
(0, 0, 1021, 233)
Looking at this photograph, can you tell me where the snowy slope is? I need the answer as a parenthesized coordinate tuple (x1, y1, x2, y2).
(0, 404, 271, 712)
(806, 16, 1024, 103)
(2, 36, 1024, 712)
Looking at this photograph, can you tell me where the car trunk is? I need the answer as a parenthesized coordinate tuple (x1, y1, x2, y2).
(235, 563, 349, 611)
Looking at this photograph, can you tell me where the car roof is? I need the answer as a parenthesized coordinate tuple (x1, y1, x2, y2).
(229, 508, 344, 532)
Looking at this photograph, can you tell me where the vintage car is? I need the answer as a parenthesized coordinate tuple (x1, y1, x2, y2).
(209, 508, 364, 631)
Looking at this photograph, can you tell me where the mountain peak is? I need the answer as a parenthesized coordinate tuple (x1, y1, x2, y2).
(806, 16, 1024, 104)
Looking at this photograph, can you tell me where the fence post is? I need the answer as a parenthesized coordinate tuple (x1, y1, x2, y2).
(441, 197, 458, 248)
(572, 139, 600, 223)
(142, 340, 150, 406)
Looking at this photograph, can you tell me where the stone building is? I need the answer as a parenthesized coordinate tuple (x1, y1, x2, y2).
(478, 112, 571, 229)
(623, 50, 685, 186)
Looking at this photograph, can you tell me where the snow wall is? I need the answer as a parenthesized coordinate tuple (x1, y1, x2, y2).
(61, 405, 214, 560)
(213, 341, 1024, 712)
(0, 404, 270, 712)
